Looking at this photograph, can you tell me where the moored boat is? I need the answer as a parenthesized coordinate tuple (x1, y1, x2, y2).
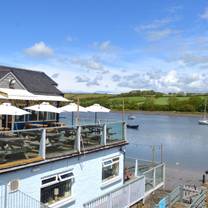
(127, 124, 139, 129)
(198, 120, 208, 125)
(128, 115, 136, 120)
(199, 99, 208, 125)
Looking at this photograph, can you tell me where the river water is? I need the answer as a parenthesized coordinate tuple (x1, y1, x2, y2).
(62, 111, 208, 186)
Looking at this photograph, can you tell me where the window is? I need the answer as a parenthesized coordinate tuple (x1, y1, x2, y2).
(39, 112, 47, 121)
(102, 157, 120, 182)
(48, 112, 56, 121)
(28, 111, 38, 121)
(41, 172, 74, 206)
(15, 115, 25, 122)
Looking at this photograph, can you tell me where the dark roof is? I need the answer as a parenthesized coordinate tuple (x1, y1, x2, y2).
(0, 65, 63, 96)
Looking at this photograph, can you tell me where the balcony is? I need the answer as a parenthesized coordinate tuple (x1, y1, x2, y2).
(83, 159, 165, 208)
(0, 122, 126, 170)
(125, 157, 165, 195)
(83, 176, 145, 208)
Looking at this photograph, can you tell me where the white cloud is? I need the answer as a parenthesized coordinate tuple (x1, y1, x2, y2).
(115, 69, 208, 93)
(147, 29, 180, 41)
(71, 56, 104, 71)
(25, 42, 53, 57)
(181, 54, 208, 65)
(135, 18, 172, 32)
(200, 7, 208, 20)
(92, 40, 114, 52)
(135, 17, 180, 41)
(66, 35, 74, 42)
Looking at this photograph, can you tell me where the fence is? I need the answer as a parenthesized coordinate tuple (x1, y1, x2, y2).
(125, 157, 165, 195)
(0, 185, 47, 208)
(155, 185, 207, 208)
(83, 176, 145, 208)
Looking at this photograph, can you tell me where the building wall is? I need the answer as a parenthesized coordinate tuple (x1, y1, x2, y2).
(0, 147, 124, 208)
(0, 73, 24, 89)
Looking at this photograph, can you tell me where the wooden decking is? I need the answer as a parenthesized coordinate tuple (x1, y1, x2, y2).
(0, 156, 43, 169)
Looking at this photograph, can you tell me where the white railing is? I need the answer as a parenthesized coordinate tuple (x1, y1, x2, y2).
(0, 185, 47, 208)
(125, 157, 165, 195)
(83, 176, 145, 208)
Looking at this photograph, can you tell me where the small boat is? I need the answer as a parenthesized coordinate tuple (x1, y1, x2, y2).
(128, 115, 136, 120)
(127, 124, 139, 129)
(199, 99, 208, 125)
(198, 120, 208, 125)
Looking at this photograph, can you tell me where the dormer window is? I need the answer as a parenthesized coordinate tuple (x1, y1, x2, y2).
(9, 79, 16, 89)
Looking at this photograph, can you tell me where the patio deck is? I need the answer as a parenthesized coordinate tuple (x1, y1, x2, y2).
(0, 121, 127, 170)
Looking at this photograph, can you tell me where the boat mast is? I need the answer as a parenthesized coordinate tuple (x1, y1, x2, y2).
(204, 99, 207, 120)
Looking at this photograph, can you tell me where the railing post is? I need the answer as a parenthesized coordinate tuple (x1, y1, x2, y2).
(134, 159, 138, 176)
(153, 167, 156, 188)
(40, 129, 46, 159)
(4, 184, 8, 208)
(108, 193, 112, 208)
(163, 164, 166, 189)
(122, 122, 127, 141)
(128, 183, 131, 205)
(76, 126, 81, 152)
(102, 124, 107, 145)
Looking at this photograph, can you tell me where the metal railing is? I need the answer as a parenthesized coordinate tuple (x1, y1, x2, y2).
(154, 185, 207, 208)
(125, 157, 165, 195)
(0, 186, 47, 208)
(83, 176, 145, 208)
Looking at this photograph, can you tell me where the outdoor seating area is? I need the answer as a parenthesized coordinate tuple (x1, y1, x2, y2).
(0, 129, 42, 165)
(46, 127, 77, 158)
(0, 121, 126, 168)
(81, 125, 104, 149)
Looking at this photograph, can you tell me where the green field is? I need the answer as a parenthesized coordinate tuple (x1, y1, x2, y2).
(64, 92, 208, 112)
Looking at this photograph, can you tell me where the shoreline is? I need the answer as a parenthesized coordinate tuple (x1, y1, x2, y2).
(112, 110, 202, 117)
(165, 166, 203, 190)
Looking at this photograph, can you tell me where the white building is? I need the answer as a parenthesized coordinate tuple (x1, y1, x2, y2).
(0, 66, 165, 208)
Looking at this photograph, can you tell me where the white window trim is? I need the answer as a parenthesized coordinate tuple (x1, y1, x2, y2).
(48, 196, 75, 208)
(41, 171, 74, 206)
(101, 156, 120, 185)
(41, 175, 58, 188)
(58, 171, 74, 182)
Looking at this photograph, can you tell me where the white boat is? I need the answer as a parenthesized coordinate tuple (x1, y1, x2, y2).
(198, 120, 208, 125)
(128, 115, 136, 120)
(199, 99, 208, 125)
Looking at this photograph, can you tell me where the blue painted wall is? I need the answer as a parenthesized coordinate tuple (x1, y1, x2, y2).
(0, 147, 124, 208)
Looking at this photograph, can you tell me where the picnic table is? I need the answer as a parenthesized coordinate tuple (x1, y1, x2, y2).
(0, 137, 31, 162)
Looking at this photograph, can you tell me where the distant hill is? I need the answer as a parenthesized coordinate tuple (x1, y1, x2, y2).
(64, 91, 208, 112)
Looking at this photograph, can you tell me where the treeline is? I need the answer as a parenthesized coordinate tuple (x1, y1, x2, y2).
(65, 91, 208, 112)
(79, 96, 207, 112)
(140, 96, 205, 112)
(115, 90, 164, 97)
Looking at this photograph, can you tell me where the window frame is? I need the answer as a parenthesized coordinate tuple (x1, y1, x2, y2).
(102, 156, 120, 184)
(40, 171, 74, 206)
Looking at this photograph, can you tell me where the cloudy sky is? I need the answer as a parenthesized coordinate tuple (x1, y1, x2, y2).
(0, 0, 208, 93)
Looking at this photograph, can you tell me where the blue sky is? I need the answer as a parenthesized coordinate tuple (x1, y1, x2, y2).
(0, 0, 208, 93)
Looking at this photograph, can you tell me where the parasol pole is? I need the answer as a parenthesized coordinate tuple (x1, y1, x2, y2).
(122, 98, 125, 122)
